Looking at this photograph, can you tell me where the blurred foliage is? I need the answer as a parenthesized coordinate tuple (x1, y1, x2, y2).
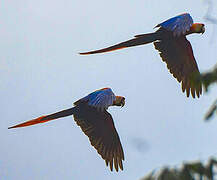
(191, 64, 217, 120)
(200, 65, 217, 92)
(205, 99, 217, 121)
(141, 66, 217, 179)
(202, 0, 217, 120)
(141, 158, 217, 180)
(200, 65, 217, 120)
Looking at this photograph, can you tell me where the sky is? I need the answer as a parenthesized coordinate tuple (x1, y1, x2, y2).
(0, 0, 217, 180)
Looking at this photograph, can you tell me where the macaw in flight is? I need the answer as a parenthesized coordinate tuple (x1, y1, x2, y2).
(80, 13, 205, 98)
(8, 88, 125, 172)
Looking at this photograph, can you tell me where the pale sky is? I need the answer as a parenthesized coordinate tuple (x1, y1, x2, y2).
(1, 0, 217, 180)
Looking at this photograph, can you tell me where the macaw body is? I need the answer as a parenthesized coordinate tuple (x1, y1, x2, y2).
(8, 88, 125, 172)
(80, 13, 205, 98)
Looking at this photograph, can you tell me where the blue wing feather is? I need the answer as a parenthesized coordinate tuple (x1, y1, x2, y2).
(156, 13, 193, 36)
(77, 88, 116, 110)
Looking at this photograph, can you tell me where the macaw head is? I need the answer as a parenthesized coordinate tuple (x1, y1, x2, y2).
(113, 96, 125, 107)
(190, 23, 205, 34)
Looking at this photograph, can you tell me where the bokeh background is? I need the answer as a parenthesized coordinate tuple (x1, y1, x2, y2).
(1, 0, 217, 179)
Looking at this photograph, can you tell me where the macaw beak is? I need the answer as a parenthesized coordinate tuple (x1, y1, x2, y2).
(201, 26, 205, 34)
(113, 96, 125, 107)
(121, 98, 125, 107)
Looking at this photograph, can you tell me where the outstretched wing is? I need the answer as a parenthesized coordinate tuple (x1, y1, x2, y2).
(154, 32, 202, 98)
(74, 88, 116, 110)
(73, 104, 124, 172)
(156, 13, 193, 36)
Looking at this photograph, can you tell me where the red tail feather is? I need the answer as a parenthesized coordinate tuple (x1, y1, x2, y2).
(8, 107, 75, 129)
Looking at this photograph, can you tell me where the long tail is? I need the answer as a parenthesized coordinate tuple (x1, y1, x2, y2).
(79, 32, 159, 55)
(8, 107, 75, 129)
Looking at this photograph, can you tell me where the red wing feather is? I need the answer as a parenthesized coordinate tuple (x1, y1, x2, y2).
(73, 104, 124, 172)
(154, 32, 202, 98)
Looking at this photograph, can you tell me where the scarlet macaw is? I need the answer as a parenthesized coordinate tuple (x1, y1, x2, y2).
(80, 13, 205, 98)
(8, 88, 125, 172)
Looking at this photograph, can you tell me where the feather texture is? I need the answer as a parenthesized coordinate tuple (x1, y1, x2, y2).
(74, 88, 116, 110)
(156, 13, 193, 36)
(73, 103, 124, 172)
(154, 29, 202, 98)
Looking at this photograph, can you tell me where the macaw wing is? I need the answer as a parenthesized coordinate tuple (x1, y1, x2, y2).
(73, 104, 124, 172)
(156, 13, 193, 36)
(74, 88, 116, 110)
(154, 34, 202, 98)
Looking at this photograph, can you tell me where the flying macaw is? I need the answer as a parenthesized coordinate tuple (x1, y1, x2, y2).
(8, 88, 125, 172)
(80, 13, 205, 98)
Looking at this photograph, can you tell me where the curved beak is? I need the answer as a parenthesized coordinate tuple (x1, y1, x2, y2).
(201, 26, 205, 34)
(121, 98, 125, 107)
